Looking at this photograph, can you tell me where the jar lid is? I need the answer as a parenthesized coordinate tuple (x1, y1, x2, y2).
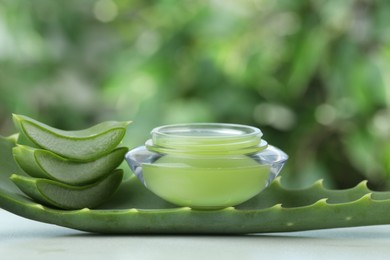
(146, 123, 267, 155)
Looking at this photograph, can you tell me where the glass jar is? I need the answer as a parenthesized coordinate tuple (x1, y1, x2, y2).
(125, 123, 288, 209)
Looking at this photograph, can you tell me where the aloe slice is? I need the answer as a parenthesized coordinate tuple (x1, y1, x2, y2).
(3, 134, 390, 234)
(13, 145, 128, 185)
(13, 114, 131, 161)
(10, 169, 123, 210)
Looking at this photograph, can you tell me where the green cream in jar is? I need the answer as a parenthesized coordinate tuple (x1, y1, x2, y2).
(126, 123, 288, 210)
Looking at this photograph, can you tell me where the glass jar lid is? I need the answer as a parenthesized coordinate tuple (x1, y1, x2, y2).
(146, 123, 267, 155)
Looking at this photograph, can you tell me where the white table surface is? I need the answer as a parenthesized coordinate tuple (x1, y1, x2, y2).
(1, 209, 390, 260)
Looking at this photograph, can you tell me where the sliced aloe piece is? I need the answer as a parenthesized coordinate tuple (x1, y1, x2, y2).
(10, 169, 123, 210)
(13, 114, 131, 161)
(13, 145, 128, 185)
(3, 134, 390, 234)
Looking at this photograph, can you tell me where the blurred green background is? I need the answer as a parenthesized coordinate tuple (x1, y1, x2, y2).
(1, 0, 390, 189)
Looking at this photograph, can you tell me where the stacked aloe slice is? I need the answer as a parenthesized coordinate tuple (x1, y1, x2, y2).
(10, 114, 131, 210)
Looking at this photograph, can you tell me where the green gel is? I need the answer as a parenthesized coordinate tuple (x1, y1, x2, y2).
(126, 123, 284, 210)
(142, 155, 270, 209)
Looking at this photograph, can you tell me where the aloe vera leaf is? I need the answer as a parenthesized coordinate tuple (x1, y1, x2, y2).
(13, 114, 131, 161)
(13, 145, 43, 178)
(13, 145, 128, 185)
(2, 134, 390, 234)
(10, 169, 123, 210)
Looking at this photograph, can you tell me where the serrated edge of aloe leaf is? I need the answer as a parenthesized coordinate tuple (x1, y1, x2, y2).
(13, 114, 132, 139)
(237, 177, 377, 209)
(13, 144, 128, 185)
(10, 169, 124, 210)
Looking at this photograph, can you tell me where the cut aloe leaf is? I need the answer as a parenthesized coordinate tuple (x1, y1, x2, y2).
(13, 114, 131, 161)
(10, 169, 123, 210)
(13, 145, 128, 185)
(3, 134, 390, 234)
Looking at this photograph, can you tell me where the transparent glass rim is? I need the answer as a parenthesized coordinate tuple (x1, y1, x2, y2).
(145, 139, 268, 156)
(148, 123, 264, 154)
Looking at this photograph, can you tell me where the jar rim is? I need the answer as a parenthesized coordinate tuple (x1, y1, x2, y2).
(148, 123, 264, 155)
(152, 123, 262, 138)
(145, 139, 268, 156)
